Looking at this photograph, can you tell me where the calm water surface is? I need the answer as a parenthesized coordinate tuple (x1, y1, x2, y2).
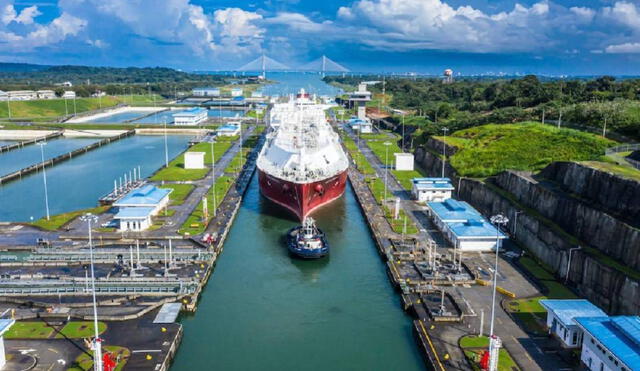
(171, 178, 424, 370)
(86, 110, 149, 123)
(0, 135, 192, 221)
(0, 137, 98, 176)
(259, 72, 343, 96)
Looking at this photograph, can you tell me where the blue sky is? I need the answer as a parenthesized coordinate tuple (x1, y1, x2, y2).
(1, 0, 639, 75)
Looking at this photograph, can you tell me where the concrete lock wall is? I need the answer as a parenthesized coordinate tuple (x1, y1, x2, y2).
(414, 139, 640, 315)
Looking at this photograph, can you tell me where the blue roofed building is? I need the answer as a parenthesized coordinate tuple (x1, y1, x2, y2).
(540, 299, 607, 348)
(427, 198, 507, 251)
(173, 107, 208, 126)
(216, 122, 241, 136)
(576, 316, 640, 371)
(113, 185, 171, 231)
(348, 118, 372, 133)
(411, 177, 454, 202)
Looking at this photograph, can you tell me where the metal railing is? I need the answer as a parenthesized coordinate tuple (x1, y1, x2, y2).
(605, 143, 640, 170)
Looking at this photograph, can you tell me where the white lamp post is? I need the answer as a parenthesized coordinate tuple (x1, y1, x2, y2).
(441, 127, 449, 178)
(37, 142, 50, 220)
(210, 139, 217, 217)
(79, 213, 102, 371)
(383, 141, 391, 202)
(488, 214, 508, 371)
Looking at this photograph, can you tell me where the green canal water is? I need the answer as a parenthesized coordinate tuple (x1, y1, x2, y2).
(171, 176, 424, 371)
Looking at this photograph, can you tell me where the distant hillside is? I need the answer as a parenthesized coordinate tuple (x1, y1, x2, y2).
(0, 62, 51, 72)
(0, 64, 227, 85)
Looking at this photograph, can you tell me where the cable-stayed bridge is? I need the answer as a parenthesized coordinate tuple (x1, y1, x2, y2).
(299, 55, 350, 73)
(235, 54, 349, 74)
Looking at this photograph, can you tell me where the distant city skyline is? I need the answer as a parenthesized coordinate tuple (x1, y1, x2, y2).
(0, 0, 639, 75)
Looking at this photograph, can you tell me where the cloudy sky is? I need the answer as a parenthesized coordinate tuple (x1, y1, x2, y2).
(1, 0, 639, 75)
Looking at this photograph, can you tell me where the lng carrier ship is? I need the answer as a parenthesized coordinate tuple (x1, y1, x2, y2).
(257, 89, 349, 221)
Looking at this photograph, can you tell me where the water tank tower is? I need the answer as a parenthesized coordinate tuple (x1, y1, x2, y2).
(443, 69, 453, 84)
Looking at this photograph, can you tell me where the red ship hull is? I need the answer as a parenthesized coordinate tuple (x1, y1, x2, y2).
(258, 169, 348, 221)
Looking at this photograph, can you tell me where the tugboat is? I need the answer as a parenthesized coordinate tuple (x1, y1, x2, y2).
(286, 217, 329, 259)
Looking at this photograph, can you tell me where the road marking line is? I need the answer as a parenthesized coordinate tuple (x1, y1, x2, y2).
(48, 348, 59, 354)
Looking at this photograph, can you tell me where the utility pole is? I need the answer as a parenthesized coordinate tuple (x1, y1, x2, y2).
(210, 139, 217, 217)
(79, 213, 102, 371)
(488, 214, 509, 371)
(37, 142, 50, 220)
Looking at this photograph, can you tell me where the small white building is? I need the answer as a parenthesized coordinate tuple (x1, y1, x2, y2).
(173, 107, 208, 126)
(394, 153, 414, 171)
(575, 316, 640, 371)
(216, 122, 241, 136)
(231, 88, 243, 97)
(251, 91, 263, 98)
(192, 87, 220, 97)
(8, 90, 37, 101)
(113, 185, 172, 232)
(36, 90, 56, 99)
(427, 198, 507, 251)
(0, 319, 15, 368)
(62, 91, 76, 99)
(185, 151, 205, 169)
(349, 118, 373, 133)
(539, 299, 607, 348)
(411, 177, 454, 202)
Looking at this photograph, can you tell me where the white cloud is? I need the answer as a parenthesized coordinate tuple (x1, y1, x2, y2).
(213, 7, 264, 54)
(605, 42, 640, 54)
(602, 1, 640, 31)
(1, 2, 41, 25)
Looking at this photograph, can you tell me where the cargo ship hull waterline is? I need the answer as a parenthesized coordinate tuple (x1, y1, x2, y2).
(257, 90, 349, 221)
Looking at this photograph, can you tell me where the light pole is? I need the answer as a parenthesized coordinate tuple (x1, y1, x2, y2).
(163, 118, 169, 167)
(79, 213, 102, 371)
(488, 214, 508, 371)
(37, 142, 50, 220)
(383, 141, 391, 203)
(401, 113, 405, 151)
(210, 139, 217, 217)
(441, 127, 449, 178)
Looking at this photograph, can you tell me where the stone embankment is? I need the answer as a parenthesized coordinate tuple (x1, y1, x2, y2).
(414, 139, 640, 315)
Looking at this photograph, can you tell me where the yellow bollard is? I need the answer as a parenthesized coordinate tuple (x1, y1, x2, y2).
(146, 355, 152, 361)
(444, 353, 450, 361)
(161, 327, 167, 332)
(430, 325, 435, 330)
(416, 299, 421, 304)
(200, 264, 204, 268)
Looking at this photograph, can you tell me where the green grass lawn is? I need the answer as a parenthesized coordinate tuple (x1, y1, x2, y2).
(151, 141, 232, 181)
(178, 176, 233, 235)
(56, 321, 107, 338)
(442, 122, 615, 177)
(224, 133, 260, 173)
(0, 97, 120, 119)
(31, 205, 109, 231)
(341, 135, 376, 175)
(582, 159, 640, 181)
(4, 321, 106, 339)
(68, 345, 130, 371)
(113, 94, 165, 105)
(4, 322, 54, 339)
(366, 177, 419, 234)
(159, 184, 194, 205)
(460, 336, 520, 371)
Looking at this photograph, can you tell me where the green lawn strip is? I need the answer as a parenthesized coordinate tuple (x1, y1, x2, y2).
(151, 141, 232, 181)
(0, 97, 120, 119)
(391, 169, 426, 190)
(113, 94, 165, 105)
(581, 160, 640, 181)
(4, 321, 54, 339)
(159, 184, 194, 205)
(443, 122, 615, 177)
(365, 177, 419, 234)
(56, 321, 107, 339)
(31, 206, 109, 231)
(178, 176, 233, 235)
(460, 336, 520, 371)
(341, 135, 376, 175)
(223, 134, 260, 173)
(68, 345, 130, 371)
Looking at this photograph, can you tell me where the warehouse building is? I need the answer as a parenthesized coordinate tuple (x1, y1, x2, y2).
(173, 107, 208, 126)
(576, 316, 640, 371)
(540, 299, 607, 348)
(113, 185, 172, 232)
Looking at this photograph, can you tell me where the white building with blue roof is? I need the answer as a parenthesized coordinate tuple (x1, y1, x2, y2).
(427, 198, 507, 251)
(0, 319, 15, 368)
(113, 185, 171, 231)
(173, 107, 208, 126)
(576, 316, 640, 371)
(216, 122, 241, 136)
(411, 177, 454, 202)
(540, 299, 607, 348)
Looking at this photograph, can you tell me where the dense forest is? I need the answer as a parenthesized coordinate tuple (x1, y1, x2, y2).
(324, 75, 640, 140)
(0, 64, 235, 97)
